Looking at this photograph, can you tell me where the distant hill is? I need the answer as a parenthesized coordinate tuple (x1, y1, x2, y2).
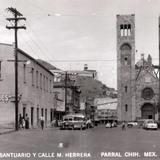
(36, 59, 117, 99)
(75, 76, 117, 101)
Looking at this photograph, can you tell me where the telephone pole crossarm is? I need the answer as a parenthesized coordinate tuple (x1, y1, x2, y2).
(6, 17, 26, 21)
(6, 26, 26, 30)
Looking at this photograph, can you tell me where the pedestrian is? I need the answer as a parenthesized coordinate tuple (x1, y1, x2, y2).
(122, 121, 126, 130)
(25, 114, 29, 129)
(40, 115, 45, 130)
(18, 114, 23, 129)
(22, 117, 25, 129)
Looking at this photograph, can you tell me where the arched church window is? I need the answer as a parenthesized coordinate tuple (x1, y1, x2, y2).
(120, 44, 131, 65)
(128, 24, 131, 36)
(121, 43, 131, 50)
(120, 24, 124, 36)
(124, 24, 128, 36)
(120, 24, 131, 37)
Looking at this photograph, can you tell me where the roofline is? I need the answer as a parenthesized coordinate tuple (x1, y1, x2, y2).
(0, 43, 12, 47)
(18, 48, 54, 76)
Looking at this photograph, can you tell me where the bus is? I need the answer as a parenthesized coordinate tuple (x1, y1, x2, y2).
(60, 114, 87, 130)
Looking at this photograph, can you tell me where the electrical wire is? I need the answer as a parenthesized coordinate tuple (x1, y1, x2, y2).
(26, 21, 55, 60)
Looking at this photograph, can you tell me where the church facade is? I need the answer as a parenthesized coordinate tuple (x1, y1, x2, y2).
(117, 14, 159, 121)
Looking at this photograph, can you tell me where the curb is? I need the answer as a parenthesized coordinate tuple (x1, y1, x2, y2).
(0, 129, 15, 135)
(0, 126, 59, 135)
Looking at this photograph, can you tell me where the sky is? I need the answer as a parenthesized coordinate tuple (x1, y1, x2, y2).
(0, 0, 160, 89)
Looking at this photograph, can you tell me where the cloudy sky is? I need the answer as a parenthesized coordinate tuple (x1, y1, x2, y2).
(0, 0, 160, 89)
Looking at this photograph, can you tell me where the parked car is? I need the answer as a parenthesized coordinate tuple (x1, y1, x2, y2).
(94, 118, 100, 126)
(111, 121, 117, 127)
(57, 120, 63, 127)
(143, 119, 158, 130)
(105, 122, 112, 128)
(127, 121, 138, 128)
(86, 119, 94, 128)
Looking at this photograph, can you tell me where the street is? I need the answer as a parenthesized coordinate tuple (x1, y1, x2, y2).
(0, 125, 160, 160)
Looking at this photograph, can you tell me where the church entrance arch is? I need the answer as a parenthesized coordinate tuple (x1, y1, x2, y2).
(141, 103, 155, 119)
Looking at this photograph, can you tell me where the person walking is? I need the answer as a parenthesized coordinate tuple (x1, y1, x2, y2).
(122, 121, 126, 130)
(25, 114, 29, 129)
(22, 117, 25, 129)
(40, 115, 45, 130)
(18, 114, 23, 129)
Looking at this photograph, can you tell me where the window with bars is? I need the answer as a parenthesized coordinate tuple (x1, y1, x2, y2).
(46, 77, 48, 92)
(125, 86, 128, 93)
(125, 104, 128, 112)
(23, 64, 26, 83)
(36, 71, 39, 88)
(40, 73, 42, 89)
(43, 75, 45, 91)
(31, 68, 34, 86)
(0, 61, 2, 79)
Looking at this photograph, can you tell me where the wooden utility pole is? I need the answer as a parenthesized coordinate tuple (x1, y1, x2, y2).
(6, 7, 26, 131)
(158, 17, 160, 120)
(65, 72, 68, 113)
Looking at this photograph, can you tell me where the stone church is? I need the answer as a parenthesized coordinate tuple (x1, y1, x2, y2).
(117, 14, 159, 121)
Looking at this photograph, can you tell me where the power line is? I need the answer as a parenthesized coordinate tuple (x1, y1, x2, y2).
(19, 32, 41, 59)
(25, 21, 55, 60)
(41, 58, 160, 63)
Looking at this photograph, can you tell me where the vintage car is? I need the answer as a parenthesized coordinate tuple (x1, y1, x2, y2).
(105, 122, 112, 128)
(143, 119, 158, 130)
(60, 114, 87, 130)
(127, 121, 138, 128)
(86, 119, 94, 128)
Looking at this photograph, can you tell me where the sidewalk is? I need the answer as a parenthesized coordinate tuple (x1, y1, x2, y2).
(0, 125, 59, 135)
(0, 128, 15, 135)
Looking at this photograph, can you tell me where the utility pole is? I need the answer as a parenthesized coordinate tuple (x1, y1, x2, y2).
(65, 72, 68, 114)
(6, 7, 26, 131)
(158, 17, 160, 120)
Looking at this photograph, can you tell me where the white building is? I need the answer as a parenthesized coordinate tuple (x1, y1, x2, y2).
(94, 97, 117, 122)
(0, 43, 55, 129)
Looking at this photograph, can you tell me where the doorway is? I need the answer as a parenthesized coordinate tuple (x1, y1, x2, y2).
(141, 103, 155, 119)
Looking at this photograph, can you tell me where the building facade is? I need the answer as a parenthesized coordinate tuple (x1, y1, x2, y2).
(135, 55, 159, 120)
(53, 72, 81, 119)
(117, 14, 136, 121)
(117, 14, 159, 121)
(0, 43, 55, 129)
(94, 97, 117, 123)
(67, 64, 98, 79)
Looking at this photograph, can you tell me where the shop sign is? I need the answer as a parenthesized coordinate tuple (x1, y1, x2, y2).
(0, 94, 9, 103)
(0, 94, 21, 103)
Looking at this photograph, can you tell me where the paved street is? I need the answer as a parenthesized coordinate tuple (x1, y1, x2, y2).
(0, 125, 160, 160)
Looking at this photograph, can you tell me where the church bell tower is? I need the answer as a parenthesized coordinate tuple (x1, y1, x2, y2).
(117, 14, 135, 121)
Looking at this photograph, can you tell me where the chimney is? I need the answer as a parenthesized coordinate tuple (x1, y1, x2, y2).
(141, 53, 144, 60)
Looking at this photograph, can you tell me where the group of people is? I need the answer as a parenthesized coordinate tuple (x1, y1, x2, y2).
(19, 114, 45, 130)
(18, 114, 29, 129)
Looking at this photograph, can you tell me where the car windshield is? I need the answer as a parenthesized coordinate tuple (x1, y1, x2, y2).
(64, 118, 73, 121)
(148, 121, 155, 123)
(74, 117, 84, 121)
